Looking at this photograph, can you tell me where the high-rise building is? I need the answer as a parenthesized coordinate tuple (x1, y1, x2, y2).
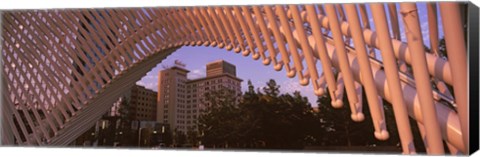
(157, 65, 190, 131)
(128, 85, 158, 121)
(106, 85, 157, 121)
(157, 60, 242, 133)
(206, 60, 237, 77)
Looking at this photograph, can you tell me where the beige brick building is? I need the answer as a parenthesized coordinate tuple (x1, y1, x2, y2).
(107, 85, 157, 121)
(157, 60, 242, 133)
(129, 85, 157, 121)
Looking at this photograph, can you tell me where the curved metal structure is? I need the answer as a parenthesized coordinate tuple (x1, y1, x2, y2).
(0, 3, 468, 155)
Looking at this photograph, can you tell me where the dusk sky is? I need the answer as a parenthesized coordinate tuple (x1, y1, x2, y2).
(137, 3, 444, 107)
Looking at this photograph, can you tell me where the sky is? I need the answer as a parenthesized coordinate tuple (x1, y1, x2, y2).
(136, 3, 444, 107)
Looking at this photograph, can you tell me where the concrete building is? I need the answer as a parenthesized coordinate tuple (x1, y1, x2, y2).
(107, 85, 157, 121)
(206, 60, 237, 77)
(157, 60, 242, 133)
(73, 84, 158, 146)
(128, 85, 158, 121)
(135, 121, 171, 147)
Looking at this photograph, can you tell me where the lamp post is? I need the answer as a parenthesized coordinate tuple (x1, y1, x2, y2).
(152, 130, 157, 146)
(137, 127, 145, 147)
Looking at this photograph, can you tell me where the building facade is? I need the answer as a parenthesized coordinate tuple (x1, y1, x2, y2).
(107, 84, 157, 121)
(128, 85, 157, 121)
(73, 84, 159, 147)
(157, 60, 242, 133)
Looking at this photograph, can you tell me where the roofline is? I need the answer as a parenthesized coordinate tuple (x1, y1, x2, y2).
(206, 59, 235, 66)
(187, 73, 243, 83)
(168, 66, 190, 73)
(133, 84, 157, 93)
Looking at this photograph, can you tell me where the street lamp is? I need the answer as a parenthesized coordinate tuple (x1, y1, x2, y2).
(138, 128, 145, 147)
(152, 130, 158, 146)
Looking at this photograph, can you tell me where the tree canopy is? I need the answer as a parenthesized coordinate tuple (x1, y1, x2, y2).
(197, 79, 428, 152)
(198, 79, 322, 149)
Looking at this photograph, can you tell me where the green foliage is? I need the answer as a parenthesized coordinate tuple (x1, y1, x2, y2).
(186, 128, 200, 146)
(161, 127, 174, 146)
(198, 87, 242, 147)
(197, 79, 428, 151)
(263, 79, 280, 97)
(438, 37, 448, 59)
(115, 97, 136, 146)
(198, 79, 322, 149)
(316, 87, 426, 152)
(174, 129, 187, 146)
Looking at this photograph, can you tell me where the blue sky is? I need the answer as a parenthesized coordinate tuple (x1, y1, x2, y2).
(136, 3, 444, 107)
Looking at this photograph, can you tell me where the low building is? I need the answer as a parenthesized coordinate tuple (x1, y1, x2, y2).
(73, 84, 158, 147)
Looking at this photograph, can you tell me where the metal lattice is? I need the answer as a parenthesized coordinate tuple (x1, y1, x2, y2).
(0, 3, 468, 155)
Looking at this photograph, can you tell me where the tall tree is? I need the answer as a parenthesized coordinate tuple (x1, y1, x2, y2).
(186, 128, 200, 146)
(117, 96, 135, 146)
(316, 88, 390, 147)
(198, 79, 322, 149)
(173, 129, 187, 147)
(263, 79, 280, 97)
(198, 87, 242, 147)
(315, 87, 426, 152)
(246, 80, 256, 95)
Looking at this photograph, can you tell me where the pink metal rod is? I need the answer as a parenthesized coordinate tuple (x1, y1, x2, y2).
(439, 2, 469, 153)
(0, 4, 468, 155)
(400, 3, 444, 154)
(345, 4, 415, 153)
(324, 4, 361, 114)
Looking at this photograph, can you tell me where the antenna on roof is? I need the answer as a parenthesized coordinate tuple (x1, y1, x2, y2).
(161, 64, 170, 69)
(174, 59, 186, 68)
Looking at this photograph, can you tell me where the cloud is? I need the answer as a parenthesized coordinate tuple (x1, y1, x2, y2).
(281, 79, 305, 94)
(140, 69, 159, 81)
(136, 81, 157, 91)
(279, 79, 318, 107)
(137, 81, 145, 86)
(143, 75, 157, 80)
(187, 68, 206, 79)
